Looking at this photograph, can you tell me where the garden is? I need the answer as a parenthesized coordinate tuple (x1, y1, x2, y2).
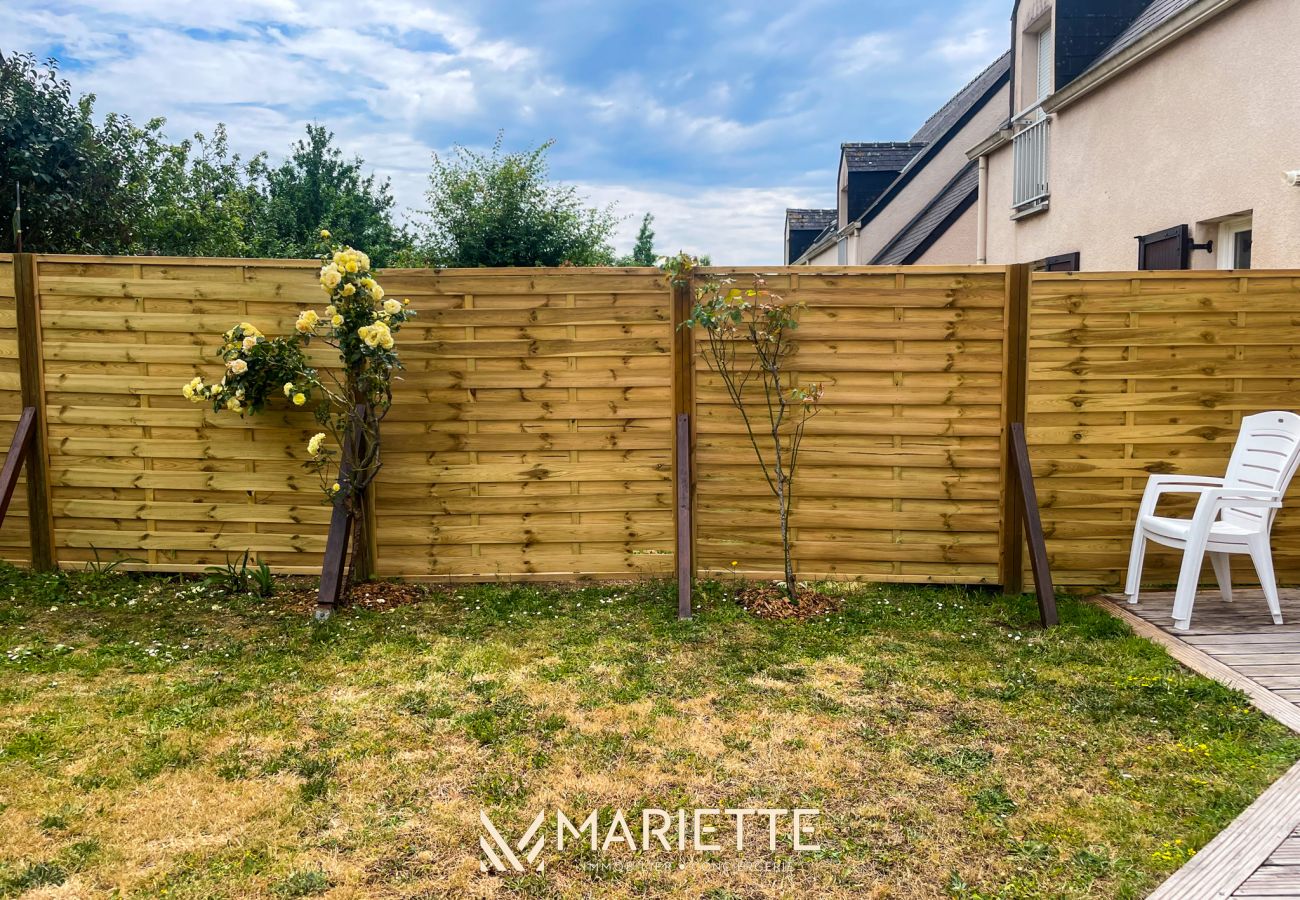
(3, 565, 1298, 899)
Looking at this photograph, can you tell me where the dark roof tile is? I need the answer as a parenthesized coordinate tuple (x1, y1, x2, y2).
(785, 209, 837, 230)
(1085, 0, 1198, 71)
(842, 142, 927, 172)
(871, 161, 980, 265)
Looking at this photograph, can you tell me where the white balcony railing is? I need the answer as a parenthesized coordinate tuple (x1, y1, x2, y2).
(1012, 115, 1050, 211)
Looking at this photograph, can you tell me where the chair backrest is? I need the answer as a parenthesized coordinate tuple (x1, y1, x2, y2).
(1222, 411, 1300, 531)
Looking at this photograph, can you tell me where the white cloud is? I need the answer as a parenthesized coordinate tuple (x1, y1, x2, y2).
(834, 32, 903, 75)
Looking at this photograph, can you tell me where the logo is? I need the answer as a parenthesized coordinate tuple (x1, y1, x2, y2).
(480, 810, 548, 873)
(478, 807, 820, 874)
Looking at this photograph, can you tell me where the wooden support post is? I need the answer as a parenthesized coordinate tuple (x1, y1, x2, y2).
(1000, 263, 1031, 596)
(315, 500, 353, 621)
(315, 408, 365, 619)
(0, 408, 37, 527)
(671, 273, 695, 619)
(13, 254, 56, 571)
(1011, 422, 1058, 628)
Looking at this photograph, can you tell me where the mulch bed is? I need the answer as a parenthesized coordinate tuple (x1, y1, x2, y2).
(276, 579, 428, 614)
(734, 584, 842, 620)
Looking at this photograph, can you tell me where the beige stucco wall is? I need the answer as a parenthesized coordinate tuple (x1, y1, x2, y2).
(855, 81, 1009, 264)
(983, 0, 1300, 270)
(913, 203, 979, 265)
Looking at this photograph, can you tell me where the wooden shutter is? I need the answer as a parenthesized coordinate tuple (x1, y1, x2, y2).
(1137, 225, 1190, 270)
(1036, 27, 1053, 100)
(1042, 251, 1079, 272)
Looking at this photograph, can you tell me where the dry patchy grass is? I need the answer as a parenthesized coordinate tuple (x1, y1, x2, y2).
(0, 567, 1296, 899)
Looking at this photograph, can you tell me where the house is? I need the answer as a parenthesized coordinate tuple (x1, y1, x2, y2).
(969, 0, 1300, 271)
(786, 52, 1011, 265)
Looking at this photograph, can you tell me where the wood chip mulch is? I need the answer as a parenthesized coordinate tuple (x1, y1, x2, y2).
(277, 579, 428, 614)
(734, 585, 842, 620)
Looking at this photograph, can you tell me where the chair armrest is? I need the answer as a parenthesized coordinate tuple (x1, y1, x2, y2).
(1201, 488, 1283, 510)
(1138, 475, 1226, 518)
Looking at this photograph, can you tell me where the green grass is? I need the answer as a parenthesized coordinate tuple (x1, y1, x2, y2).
(0, 563, 1296, 898)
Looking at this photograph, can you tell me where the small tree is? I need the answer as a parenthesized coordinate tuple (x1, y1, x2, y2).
(413, 132, 617, 267)
(621, 213, 656, 266)
(673, 255, 822, 601)
(183, 237, 415, 592)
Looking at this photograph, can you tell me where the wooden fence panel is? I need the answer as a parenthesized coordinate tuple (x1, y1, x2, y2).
(692, 266, 1011, 585)
(33, 255, 329, 573)
(0, 254, 26, 561)
(371, 267, 676, 581)
(1025, 270, 1300, 587)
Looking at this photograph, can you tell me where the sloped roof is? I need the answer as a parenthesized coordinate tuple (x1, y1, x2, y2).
(870, 161, 979, 265)
(1085, 0, 1199, 71)
(842, 142, 927, 172)
(785, 209, 837, 231)
(911, 51, 1013, 145)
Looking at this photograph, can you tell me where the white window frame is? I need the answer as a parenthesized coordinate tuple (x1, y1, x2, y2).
(1217, 215, 1253, 269)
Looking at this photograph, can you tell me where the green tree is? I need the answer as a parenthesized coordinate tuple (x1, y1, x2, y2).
(249, 125, 407, 267)
(629, 213, 656, 266)
(135, 125, 263, 257)
(413, 134, 617, 267)
(0, 51, 164, 253)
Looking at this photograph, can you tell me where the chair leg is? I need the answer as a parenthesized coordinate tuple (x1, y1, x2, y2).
(1210, 552, 1232, 602)
(1248, 540, 1284, 626)
(1124, 526, 1148, 604)
(1171, 542, 1207, 631)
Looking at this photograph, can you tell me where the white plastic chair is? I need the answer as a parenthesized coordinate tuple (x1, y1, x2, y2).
(1125, 411, 1300, 631)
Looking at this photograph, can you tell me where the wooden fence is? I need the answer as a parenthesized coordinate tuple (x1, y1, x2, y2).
(369, 268, 675, 581)
(1024, 269, 1300, 587)
(693, 267, 1012, 585)
(3, 254, 1298, 590)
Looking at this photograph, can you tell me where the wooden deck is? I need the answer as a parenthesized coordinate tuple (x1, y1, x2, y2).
(1099, 589, 1300, 898)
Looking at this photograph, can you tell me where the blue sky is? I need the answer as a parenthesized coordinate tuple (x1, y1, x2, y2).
(7, 0, 1009, 262)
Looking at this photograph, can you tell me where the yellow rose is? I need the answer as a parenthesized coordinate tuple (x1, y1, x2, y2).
(340, 283, 356, 297)
(319, 264, 342, 291)
(331, 314, 343, 327)
(307, 432, 326, 456)
(295, 310, 320, 333)
(226, 397, 242, 411)
(330, 482, 341, 493)
(283, 382, 294, 397)
(382, 298, 401, 315)
(320, 229, 331, 238)
(293, 392, 306, 406)
(228, 358, 248, 375)
(324, 305, 337, 317)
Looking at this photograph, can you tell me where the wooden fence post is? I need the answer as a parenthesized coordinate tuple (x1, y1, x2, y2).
(999, 263, 1031, 595)
(671, 271, 696, 619)
(13, 253, 56, 571)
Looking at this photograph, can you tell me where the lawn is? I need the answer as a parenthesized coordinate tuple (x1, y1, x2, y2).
(0, 565, 1297, 899)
